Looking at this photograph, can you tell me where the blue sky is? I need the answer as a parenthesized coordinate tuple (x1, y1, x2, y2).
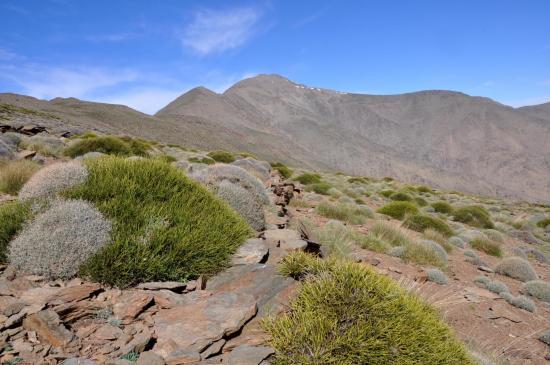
(1, 0, 549, 114)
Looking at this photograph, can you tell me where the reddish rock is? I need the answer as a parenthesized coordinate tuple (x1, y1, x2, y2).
(137, 282, 186, 291)
(93, 324, 124, 340)
(23, 309, 74, 348)
(49, 283, 102, 304)
(113, 291, 153, 324)
(225, 345, 274, 365)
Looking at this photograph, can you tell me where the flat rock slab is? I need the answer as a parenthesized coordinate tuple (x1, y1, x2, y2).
(137, 282, 186, 291)
(232, 239, 269, 265)
(487, 302, 522, 323)
(152, 292, 257, 357)
(49, 283, 101, 304)
(264, 229, 300, 246)
(113, 291, 153, 323)
(23, 309, 74, 348)
(225, 345, 274, 365)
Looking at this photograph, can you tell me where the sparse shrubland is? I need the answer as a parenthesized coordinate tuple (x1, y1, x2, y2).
(403, 214, 454, 237)
(390, 191, 413, 201)
(8, 199, 112, 279)
(416, 185, 432, 193)
(347, 176, 369, 184)
(270, 162, 293, 179)
(62, 157, 252, 287)
(0, 201, 31, 262)
(20, 135, 65, 156)
(294, 172, 321, 185)
(316, 201, 373, 224)
(495, 257, 537, 282)
(265, 253, 473, 364)
(453, 205, 494, 229)
(475, 277, 509, 294)
(207, 150, 236, 163)
(415, 196, 428, 206)
(377, 201, 418, 220)
(470, 237, 503, 257)
(401, 242, 447, 268)
(499, 292, 536, 312)
(0, 159, 39, 195)
(432, 201, 454, 214)
(188, 156, 215, 165)
(379, 189, 395, 198)
(64, 135, 151, 158)
(305, 182, 332, 195)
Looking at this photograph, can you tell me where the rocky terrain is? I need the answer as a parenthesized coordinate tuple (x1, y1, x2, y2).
(1, 130, 550, 364)
(2, 74, 549, 203)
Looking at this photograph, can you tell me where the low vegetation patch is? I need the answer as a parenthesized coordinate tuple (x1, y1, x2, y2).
(426, 268, 448, 285)
(495, 257, 537, 282)
(424, 229, 453, 253)
(304, 182, 332, 195)
(500, 292, 536, 312)
(270, 162, 293, 179)
(521, 280, 550, 302)
(403, 214, 454, 237)
(312, 220, 352, 259)
(470, 237, 503, 257)
(453, 205, 494, 229)
(0, 201, 31, 262)
(377, 201, 418, 220)
(379, 189, 395, 198)
(432, 201, 454, 214)
(294, 173, 321, 185)
(266, 253, 473, 364)
(64, 157, 252, 287)
(348, 176, 369, 184)
(390, 191, 413, 201)
(206, 150, 236, 163)
(188, 156, 215, 165)
(401, 242, 447, 268)
(0, 160, 39, 195)
(536, 218, 550, 228)
(316, 201, 372, 224)
(64, 135, 151, 158)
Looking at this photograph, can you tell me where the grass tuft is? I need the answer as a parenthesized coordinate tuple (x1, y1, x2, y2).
(207, 150, 236, 163)
(432, 201, 454, 214)
(403, 214, 454, 237)
(0, 160, 39, 195)
(377, 201, 418, 220)
(294, 173, 321, 185)
(64, 135, 151, 158)
(453, 205, 494, 229)
(495, 257, 537, 282)
(0, 201, 31, 262)
(270, 162, 293, 179)
(470, 237, 503, 257)
(316, 201, 372, 224)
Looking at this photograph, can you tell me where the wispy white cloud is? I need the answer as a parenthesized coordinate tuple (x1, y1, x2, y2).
(181, 6, 263, 55)
(85, 33, 136, 43)
(0, 64, 137, 100)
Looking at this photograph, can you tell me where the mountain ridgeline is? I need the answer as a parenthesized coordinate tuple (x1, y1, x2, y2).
(1, 74, 549, 202)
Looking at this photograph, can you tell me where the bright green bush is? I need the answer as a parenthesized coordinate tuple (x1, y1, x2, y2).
(379, 189, 395, 198)
(403, 214, 454, 237)
(390, 191, 413, 201)
(64, 135, 151, 158)
(294, 173, 321, 185)
(64, 157, 252, 287)
(416, 185, 433, 193)
(536, 218, 550, 228)
(470, 237, 502, 257)
(0, 160, 39, 195)
(453, 205, 494, 229)
(305, 182, 332, 195)
(207, 150, 236, 163)
(377, 201, 418, 220)
(188, 156, 215, 165)
(348, 176, 369, 184)
(270, 162, 293, 179)
(521, 280, 550, 302)
(415, 197, 428, 207)
(432, 201, 454, 214)
(316, 201, 371, 224)
(265, 254, 473, 364)
(0, 201, 31, 262)
(495, 257, 537, 282)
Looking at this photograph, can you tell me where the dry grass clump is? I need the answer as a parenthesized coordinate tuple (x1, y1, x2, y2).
(20, 135, 65, 156)
(207, 150, 236, 163)
(0, 159, 39, 195)
(470, 236, 503, 257)
(495, 257, 537, 282)
(0, 201, 31, 262)
(18, 161, 88, 201)
(424, 229, 454, 253)
(216, 180, 265, 231)
(521, 280, 550, 302)
(401, 242, 448, 269)
(353, 222, 411, 253)
(8, 199, 112, 279)
(377, 201, 418, 220)
(453, 205, 494, 229)
(316, 201, 372, 224)
(305, 182, 332, 195)
(64, 157, 252, 287)
(312, 220, 352, 259)
(403, 214, 454, 237)
(266, 253, 473, 364)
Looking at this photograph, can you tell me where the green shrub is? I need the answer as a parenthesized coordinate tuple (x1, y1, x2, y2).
(369, 222, 413, 247)
(352, 231, 391, 253)
(64, 135, 151, 158)
(402, 242, 447, 268)
(316, 201, 371, 224)
(294, 173, 321, 185)
(377, 201, 418, 220)
(265, 255, 473, 364)
(390, 191, 413, 201)
(470, 237, 502, 257)
(348, 176, 369, 184)
(403, 214, 454, 237)
(415, 197, 428, 207)
(521, 280, 550, 302)
(64, 157, 252, 287)
(0, 201, 31, 262)
(304, 182, 331, 195)
(453, 205, 494, 229)
(188, 156, 215, 165)
(238, 152, 258, 159)
(416, 185, 432, 193)
(495, 257, 537, 282)
(432, 201, 454, 214)
(426, 268, 448, 285)
(207, 150, 236, 163)
(0, 160, 39, 195)
(270, 162, 293, 179)
(536, 218, 550, 228)
(379, 189, 395, 198)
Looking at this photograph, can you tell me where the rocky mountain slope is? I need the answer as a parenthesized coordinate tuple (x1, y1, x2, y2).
(157, 75, 550, 203)
(2, 75, 549, 202)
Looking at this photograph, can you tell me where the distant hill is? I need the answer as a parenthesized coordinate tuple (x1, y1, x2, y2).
(1, 74, 549, 202)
